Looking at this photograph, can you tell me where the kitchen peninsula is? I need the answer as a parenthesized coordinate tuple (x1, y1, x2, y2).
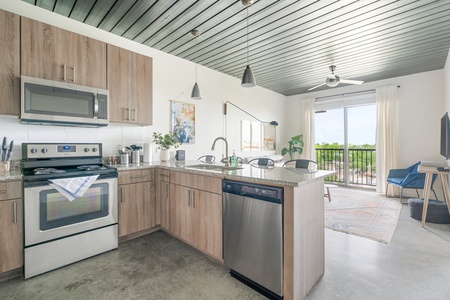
(116, 161, 335, 300)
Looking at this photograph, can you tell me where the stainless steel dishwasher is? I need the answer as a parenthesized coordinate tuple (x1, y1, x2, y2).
(223, 180, 283, 300)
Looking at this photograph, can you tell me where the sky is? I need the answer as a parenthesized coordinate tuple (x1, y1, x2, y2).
(315, 105, 376, 146)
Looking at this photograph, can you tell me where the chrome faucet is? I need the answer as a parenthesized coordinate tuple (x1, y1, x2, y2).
(211, 137, 229, 166)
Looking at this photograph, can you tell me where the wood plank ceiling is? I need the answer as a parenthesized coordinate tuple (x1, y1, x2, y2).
(22, 0, 450, 96)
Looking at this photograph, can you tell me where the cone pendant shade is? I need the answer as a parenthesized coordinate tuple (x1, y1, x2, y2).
(241, 65, 256, 87)
(191, 82, 202, 100)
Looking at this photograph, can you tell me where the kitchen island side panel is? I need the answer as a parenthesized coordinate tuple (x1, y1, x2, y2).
(283, 178, 325, 300)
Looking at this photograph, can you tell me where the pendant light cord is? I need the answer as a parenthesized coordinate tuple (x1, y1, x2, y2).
(246, 5, 249, 65)
(195, 35, 198, 82)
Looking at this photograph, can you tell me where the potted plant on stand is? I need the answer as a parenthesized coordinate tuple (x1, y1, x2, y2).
(282, 135, 304, 160)
(152, 131, 181, 162)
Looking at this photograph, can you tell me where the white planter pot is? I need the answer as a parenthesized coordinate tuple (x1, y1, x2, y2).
(160, 149, 170, 162)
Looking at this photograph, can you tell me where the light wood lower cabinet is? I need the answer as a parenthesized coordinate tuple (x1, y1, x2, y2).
(169, 171, 222, 260)
(0, 181, 23, 273)
(156, 169, 170, 230)
(118, 169, 155, 237)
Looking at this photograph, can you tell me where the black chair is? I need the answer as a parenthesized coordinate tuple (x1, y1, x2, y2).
(221, 156, 243, 165)
(198, 155, 215, 164)
(247, 158, 275, 167)
(283, 159, 318, 170)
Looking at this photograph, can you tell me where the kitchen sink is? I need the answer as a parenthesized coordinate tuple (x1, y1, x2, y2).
(186, 164, 244, 172)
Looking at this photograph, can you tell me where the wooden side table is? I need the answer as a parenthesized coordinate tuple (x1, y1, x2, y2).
(417, 165, 450, 227)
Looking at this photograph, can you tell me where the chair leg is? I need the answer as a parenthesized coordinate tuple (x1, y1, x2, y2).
(400, 187, 405, 204)
(432, 189, 438, 200)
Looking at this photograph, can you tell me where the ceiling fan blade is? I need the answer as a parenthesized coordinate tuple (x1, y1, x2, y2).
(308, 83, 326, 91)
(340, 79, 364, 85)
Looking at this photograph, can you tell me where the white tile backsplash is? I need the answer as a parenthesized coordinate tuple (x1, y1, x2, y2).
(0, 116, 150, 159)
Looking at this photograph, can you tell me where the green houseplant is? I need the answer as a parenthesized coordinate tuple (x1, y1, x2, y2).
(282, 135, 304, 160)
(152, 132, 181, 161)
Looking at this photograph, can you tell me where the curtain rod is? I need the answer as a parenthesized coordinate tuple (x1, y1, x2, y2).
(315, 85, 400, 101)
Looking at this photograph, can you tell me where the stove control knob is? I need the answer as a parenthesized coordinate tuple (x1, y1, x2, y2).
(30, 148, 37, 154)
(84, 148, 90, 152)
(92, 148, 98, 153)
(41, 148, 48, 154)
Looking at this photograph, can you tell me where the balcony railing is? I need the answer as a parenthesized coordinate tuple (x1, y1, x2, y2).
(315, 148, 376, 187)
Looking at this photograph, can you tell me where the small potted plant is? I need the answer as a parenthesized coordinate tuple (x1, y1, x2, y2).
(282, 135, 304, 160)
(152, 131, 181, 162)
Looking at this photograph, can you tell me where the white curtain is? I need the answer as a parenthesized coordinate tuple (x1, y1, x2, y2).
(299, 97, 316, 161)
(376, 85, 399, 194)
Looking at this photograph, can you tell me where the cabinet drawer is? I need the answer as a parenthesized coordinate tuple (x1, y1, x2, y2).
(170, 171, 221, 194)
(158, 169, 170, 182)
(0, 180, 22, 201)
(119, 169, 154, 185)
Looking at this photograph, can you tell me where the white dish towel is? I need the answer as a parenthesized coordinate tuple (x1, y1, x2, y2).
(50, 175, 99, 202)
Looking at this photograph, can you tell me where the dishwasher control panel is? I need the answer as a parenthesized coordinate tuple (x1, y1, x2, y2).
(223, 180, 283, 204)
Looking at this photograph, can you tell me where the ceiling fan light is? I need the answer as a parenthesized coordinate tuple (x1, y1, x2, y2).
(241, 65, 256, 87)
(326, 75, 340, 87)
(191, 82, 202, 100)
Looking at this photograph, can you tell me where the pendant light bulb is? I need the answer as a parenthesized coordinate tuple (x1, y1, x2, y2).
(241, 1, 256, 88)
(191, 29, 202, 100)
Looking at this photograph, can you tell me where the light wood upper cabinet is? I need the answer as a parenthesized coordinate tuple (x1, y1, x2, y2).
(118, 169, 155, 237)
(21, 17, 106, 89)
(107, 44, 153, 125)
(0, 9, 20, 116)
(0, 180, 23, 273)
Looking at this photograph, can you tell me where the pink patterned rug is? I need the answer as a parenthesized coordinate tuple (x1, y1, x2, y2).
(324, 187, 402, 243)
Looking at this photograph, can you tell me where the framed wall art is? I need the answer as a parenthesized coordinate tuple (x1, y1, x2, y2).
(171, 100, 195, 144)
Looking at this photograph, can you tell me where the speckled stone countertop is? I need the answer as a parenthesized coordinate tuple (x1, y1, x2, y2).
(0, 160, 23, 181)
(113, 160, 335, 187)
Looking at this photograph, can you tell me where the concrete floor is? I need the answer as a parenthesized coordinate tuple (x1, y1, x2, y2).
(0, 205, 449, 300)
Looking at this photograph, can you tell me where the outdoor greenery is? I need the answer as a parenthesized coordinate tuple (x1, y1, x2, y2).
(315, 142, 376, 174)
(152, 132, 181, 150)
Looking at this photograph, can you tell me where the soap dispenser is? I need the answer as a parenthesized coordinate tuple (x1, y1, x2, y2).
(231, 150, 237, 167)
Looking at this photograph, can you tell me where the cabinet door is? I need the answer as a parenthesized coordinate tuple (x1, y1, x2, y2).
(131, 52, 153, 125)
(159, 180, 170, 230)
(21, 17, 106, 88)
(21, 17, 70, 82)
(74, 34, 106, 88)
(194, 190, 223, 260)
(0, 198, 23, 272)
(107, 44, 131, 123)
(169, 183, 187, 239)
(0, 9, 20, 115)
(118, 181, 154, 237)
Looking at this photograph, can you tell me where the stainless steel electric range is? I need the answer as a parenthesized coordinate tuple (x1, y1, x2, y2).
(21, 143, 118, 279)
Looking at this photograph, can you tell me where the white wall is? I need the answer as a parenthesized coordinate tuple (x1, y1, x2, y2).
(285, 69, 446, 168)
(0, 0, 285, 161)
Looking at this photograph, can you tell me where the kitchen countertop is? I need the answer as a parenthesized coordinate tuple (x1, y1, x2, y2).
(113, 160, 336, 187)
(0, 170, 23, 181)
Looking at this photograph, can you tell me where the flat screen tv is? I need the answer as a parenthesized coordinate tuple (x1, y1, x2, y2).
(440, 112, 450, 159)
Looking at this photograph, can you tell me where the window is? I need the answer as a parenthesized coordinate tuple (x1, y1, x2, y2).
(241, 121, 276, 151)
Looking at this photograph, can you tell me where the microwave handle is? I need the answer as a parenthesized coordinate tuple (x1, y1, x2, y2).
(94, 94, 99, 119)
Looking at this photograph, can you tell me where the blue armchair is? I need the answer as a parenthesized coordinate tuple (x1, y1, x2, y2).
(386, 162, 437, 203)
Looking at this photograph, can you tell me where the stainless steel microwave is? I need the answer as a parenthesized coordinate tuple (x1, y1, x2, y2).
(21, 76, 109, 127)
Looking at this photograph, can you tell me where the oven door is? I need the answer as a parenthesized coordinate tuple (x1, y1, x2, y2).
(24, 177, 117, 246)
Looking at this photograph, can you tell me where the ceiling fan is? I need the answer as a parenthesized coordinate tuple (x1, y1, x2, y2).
(308, 65, 364, 91)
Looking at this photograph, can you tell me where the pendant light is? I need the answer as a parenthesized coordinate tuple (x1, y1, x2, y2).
(241, 0, 256, 88)
(191, 29, 202, 100)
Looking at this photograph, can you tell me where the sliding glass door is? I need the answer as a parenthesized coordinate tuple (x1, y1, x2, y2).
(315, 92, 376, 187)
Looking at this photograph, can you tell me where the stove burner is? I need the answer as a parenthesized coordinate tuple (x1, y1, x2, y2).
(33, 168, 66, 175)
(77, 165, 108, 171)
